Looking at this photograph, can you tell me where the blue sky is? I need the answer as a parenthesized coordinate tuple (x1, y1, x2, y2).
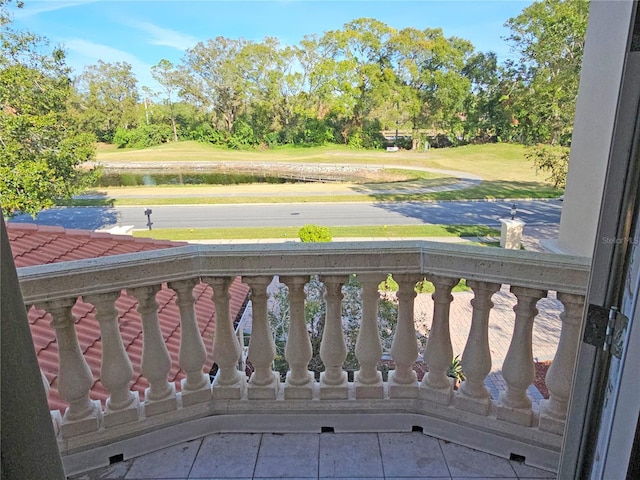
(10, 0, 534, 90)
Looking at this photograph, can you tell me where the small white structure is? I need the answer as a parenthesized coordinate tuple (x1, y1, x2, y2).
(500, 218, 525, 250)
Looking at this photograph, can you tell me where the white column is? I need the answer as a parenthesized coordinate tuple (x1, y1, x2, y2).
(243, 276, 279, 399)
(319, 275, 349, 399)
(128, 285, 177, 416)
(281, 275, 314, 399)
(40, 298, 102, 437)
(85, 291, 139, 427)
(388, 274, 420, 398)
(168, 279, 211, 407)
(455, 281, 501, 415)
(539, 292, 585, 434)
(420, 275, 459, 405)
(496, 286, 546, 426)
(355, 274, 384, 399)
(203, 276, 246, 399)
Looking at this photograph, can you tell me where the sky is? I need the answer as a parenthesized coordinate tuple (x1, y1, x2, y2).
(9, 0, 535, 91)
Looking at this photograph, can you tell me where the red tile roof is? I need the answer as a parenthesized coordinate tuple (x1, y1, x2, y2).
(8, 224, 250, 412)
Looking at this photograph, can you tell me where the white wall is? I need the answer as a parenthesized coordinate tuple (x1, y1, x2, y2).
(556, 0, 635, 257)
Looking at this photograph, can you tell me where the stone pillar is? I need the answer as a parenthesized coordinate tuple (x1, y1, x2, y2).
(500, 219, 525, 250)
(243, 276, 279, 399)
(354, 274, 384, 399)
(495, 286, 547, 426)
(319, 275, 348, 399)
(388, 274, 419, 398)
(203, 277, 246, 399)
(539, 293, 585, 434)
(281, 275, 314, 399)
(84, 292, 139, 427)
(128, 285, 177, 416)
(40, 298, 102, 437)
(455, 281, 501, 415)
(1, 216, 65, 478)
(420, 276, 459, 405)
(168, 279, 211, 407)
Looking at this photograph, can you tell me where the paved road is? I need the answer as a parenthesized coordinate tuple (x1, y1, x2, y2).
(8, 200, 562, 231)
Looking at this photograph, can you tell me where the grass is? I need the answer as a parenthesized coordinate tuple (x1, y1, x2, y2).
(132, 224, 500, 241)
(73, 141, 563, 206)
(95, 141, 545, 183)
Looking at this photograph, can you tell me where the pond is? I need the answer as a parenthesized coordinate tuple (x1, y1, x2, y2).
(96, 171, 304, 187)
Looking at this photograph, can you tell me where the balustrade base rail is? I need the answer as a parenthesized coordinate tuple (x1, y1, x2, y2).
(59, 383, 562, 477)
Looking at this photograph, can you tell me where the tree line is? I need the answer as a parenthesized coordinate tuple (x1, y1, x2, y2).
(1, 0, 589, 216)
(69, 0, 589, 150)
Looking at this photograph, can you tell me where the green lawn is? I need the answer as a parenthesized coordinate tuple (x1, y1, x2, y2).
(132, 224, 500, 241)
(95, 141, 546, 183)
(78, 141, 562, 206)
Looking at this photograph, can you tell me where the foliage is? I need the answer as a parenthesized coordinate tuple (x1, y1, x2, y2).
(0, 1, 97, 217)
(70, 60, 139, 142)
(502, 0, 589, 145)
(447, 354, 466, 382)
(298, 224, 332, 243)
(113, 124, 172, 149)
(526, 143, 570, 188)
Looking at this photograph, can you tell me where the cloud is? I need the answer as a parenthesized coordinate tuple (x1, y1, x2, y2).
(127, 21, 199, 51)
(63, 38, 157, 88)
(64, 38, 147, 66)
(12, 0, 100, 19)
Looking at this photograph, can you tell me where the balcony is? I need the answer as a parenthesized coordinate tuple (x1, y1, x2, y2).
(16, 241, 590, 478)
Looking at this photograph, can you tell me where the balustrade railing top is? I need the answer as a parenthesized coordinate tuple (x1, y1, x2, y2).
(17, 241, 590, 304)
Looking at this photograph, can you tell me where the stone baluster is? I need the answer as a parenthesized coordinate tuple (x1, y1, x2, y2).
(455, 281, 502, 415)
(39, 298, 102, 437)
(319, 275, 349, 399)
(355, 274, 384, 399)
(495, 286, 547, 426)
(128, 285, 177, 416)
(281, 275, 314, 399)
(539, 293, 585, 434)
(243, 276, 279, 399)
(420, 275, 459, 405)
(203, 277, 246, 399)
(85, 292, 139, 426)
(168, 279, 211, 407)
(389, 275, 420, 398)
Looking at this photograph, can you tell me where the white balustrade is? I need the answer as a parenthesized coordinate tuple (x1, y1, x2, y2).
(420, 275, 459, 405)
(128, 285, 177, 416)
(319, 275, 349, 399)
(17, 242, 591, 466)
(354, 274, 384, 398)
(168, 279, 211, 407)
(39, 298, 102, 437)
(388, 274, 420, 398)
(455, 281, 501, 415)
(203, 276, 246, 399)
(539, 292, 585, 434)
(495, 286, 547, 426)
(243, 276, 279, 399)
(281, 275, 314, 399)
(84, 291, 139, 426)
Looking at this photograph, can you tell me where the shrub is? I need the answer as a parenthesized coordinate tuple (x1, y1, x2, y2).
(298, 224, 332, 243)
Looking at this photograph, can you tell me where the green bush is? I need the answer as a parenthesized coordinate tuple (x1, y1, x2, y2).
(298, 224, 332, 243)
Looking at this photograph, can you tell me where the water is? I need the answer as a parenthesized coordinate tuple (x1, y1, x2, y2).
(97, 172, 300, 187)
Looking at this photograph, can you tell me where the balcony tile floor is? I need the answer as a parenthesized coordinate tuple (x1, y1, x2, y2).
(70, 432, 556, 480)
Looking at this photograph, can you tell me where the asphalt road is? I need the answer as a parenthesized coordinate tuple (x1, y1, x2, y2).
(8, 200, 562, 231)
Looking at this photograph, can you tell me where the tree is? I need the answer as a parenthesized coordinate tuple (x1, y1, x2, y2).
(0, 1, 97, 217)
(70, 60, 139, 142)
(503, 0, 590, 145)
(151, 59, 181, 141)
